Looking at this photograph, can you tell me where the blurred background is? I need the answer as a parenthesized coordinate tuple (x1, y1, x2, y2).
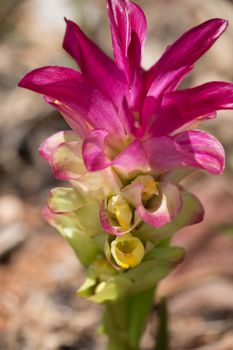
(0, 0, 233, 349)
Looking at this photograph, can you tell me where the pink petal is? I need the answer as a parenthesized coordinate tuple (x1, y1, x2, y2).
(39, 132, 86, 181)
(137, 182, 182, 228)
(127, 2, 147, 76)
(152, 81, 233, 136)
(63, 19, 127, 106)
(118, 98, 135, 135)
(45, 97, 90, 138)
(39, 131, 79, 163)
(83, 132, 149, 175)
(107, 0, 147, 83)
(143, 130, 225, 175)
(113, 139, 150, 179)
(121, 181, 143, 207)
(141, 66, 192, 127)
(141, 190, 204, 236)
(107, 0, 131, 74)
(174, 130, 225, 174)
(129, 67, 145, 111)
(82, 130, 111, 172)
(168, 112, 217, 137)
(19, 66, 125, 136)
(145, 18, 228, 92)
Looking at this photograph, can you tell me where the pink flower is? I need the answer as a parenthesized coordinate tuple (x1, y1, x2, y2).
(19, 0, 232, 232)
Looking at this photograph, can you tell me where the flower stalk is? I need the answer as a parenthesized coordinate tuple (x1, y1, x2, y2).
(103, 287, 155, 350)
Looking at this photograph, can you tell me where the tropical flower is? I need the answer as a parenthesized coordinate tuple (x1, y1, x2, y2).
(18, 7, 233, 349)
(19, 0, 232, 234)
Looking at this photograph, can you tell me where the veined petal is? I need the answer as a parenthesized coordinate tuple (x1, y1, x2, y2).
(19, 66, 125, 135)
(45, 97, 90, 138)
(145, 18, 228, 92)
(127, 2, 147, 75)
(108, 0, 131, 67)
(52, 141, 86, 180)
(47, 187, 85, 213)
(113, 139, 150, 179)
(143, 130, 225, 175)
(107, 0, 147, 82)
(174, 130, 225, 174)
(82, 131, 148, 175)
(82, 129, 111, 172)
(39, 131, 79, 163)
(63, 19, 127, 106)
(168, 112, 216, 137)
(137, 182, 182, 228)
(153, 82, 233, 136)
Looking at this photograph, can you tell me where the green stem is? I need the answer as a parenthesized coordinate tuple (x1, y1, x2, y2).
(105, 298, 131, 350)
(103, 288, 155, 350)
(108, 336, 137, 350)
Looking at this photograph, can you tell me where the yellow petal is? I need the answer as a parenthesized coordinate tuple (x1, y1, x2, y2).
(133, 175, 159, 201)
(108, 195, 133, 230)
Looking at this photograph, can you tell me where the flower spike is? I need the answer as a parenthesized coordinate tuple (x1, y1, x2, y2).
(18, 3, 232, 346)
(19, 0, 231, 281)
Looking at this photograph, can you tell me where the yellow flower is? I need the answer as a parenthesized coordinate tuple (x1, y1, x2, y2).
(108, 195, 133, 230)
(111, 233, 145, 269)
